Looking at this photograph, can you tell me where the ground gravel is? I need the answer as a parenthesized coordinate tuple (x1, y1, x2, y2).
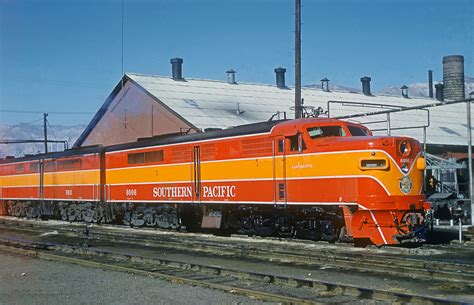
(0, 250, 271, 305)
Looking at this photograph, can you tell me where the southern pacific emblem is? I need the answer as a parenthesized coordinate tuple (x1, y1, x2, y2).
(399, 176, 412, 194)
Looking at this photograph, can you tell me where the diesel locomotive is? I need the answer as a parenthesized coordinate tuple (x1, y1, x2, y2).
(0, 118, 432, 245)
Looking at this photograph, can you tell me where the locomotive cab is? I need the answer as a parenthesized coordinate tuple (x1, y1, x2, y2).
(271, 118, 431, 245)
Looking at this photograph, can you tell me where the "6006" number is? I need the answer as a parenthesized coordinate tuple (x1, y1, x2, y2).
(125, 189, 137, 196)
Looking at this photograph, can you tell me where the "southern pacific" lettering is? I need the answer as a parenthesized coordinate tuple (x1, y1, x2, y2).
(153, 186, 192, 198)
(152, 185, 236, 198)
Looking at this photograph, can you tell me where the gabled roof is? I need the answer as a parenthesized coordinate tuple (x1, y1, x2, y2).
(75, 73, 472, 148)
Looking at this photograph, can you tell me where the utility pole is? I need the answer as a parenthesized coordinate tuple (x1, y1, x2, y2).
(43, 113, 48, 154)
(295, 0, 302, 119)
(468, 95, 473, 226)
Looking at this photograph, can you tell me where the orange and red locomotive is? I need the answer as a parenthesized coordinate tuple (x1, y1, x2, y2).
(0, 118, 431, 245)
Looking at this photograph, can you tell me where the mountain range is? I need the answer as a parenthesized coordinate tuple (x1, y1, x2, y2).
(0, 124, 86, 158)
(304, 76, 474, 98)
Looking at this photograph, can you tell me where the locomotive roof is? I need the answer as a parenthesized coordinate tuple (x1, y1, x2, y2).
(104, 119, 287, 152)
(0, 145, 102, 164)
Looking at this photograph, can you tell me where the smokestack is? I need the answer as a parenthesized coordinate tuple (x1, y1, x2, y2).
(274, 67, 287, 89)
(170, 57, 184, 80)
(435, 83, 444, 101)
(226, 69, 236, 84)
(428, 70, 434, 98)
(321, 78, 330, 92)
(401, 85, 409, 98)
(443, 55, 465, 101)
(360, 76, 372, 96)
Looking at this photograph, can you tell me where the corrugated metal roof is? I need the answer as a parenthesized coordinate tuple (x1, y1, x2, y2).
(127, 73, 472, 147)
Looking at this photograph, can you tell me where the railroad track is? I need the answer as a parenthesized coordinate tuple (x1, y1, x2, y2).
(1, 217, 473, 288)
(0, 237, 462, 305)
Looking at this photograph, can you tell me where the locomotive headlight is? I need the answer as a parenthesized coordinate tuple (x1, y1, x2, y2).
(416, 157, 426, 170)
(399, 140, 412, 157)
(399, 176, 412, 194)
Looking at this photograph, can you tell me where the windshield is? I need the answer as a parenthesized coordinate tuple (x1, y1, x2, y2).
(307, 126, 346, 139)
(348, 125, 370, 136)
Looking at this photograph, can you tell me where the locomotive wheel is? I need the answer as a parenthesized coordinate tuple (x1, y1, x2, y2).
(25, 206, 33, 218)
(92, 207, 103, 224)
(168, 212, 179, 229)
(130, 211, 145, 228)
(67, 204, 77, 222)
(75, 205, 84, 221)
(254, 218, 275, 237)
(7, 202, 15, 216)
(123, 211, 132, 227)
(155, 213, 171, 229)
(60, 207, 68, 221)
(321, 219, 339, 242)
(29, 206, 41, 219)
(144, 209, 155, 227)
(83, 208, 94, 223)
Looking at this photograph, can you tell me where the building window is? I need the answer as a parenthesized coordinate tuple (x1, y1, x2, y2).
(128, 150, 163, 165)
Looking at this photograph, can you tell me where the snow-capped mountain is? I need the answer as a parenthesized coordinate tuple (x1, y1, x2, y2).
(378, 76, 474, 98)
(303, 82, 360, 93)
(0, 124, 85, 158)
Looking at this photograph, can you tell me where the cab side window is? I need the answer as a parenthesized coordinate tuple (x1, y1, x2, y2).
(287, 134, 306, 153)
(278, 139, 284, 152)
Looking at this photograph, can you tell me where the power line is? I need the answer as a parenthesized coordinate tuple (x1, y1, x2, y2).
(10, 118, 44, 127)
(0, 110, 94, 115)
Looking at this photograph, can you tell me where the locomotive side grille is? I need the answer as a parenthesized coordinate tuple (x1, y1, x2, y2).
(242, 138, 273, 157)
(201, 144, 217, 161)
(170, 147, 192, 163)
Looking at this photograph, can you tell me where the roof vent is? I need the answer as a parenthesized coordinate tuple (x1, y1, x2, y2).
(226, 69, 236, 84)
(400, 85, 409, 98)
(274, 67, 286, 89)
(170, 57, 184, 80)
(321, 78, 330, 92)
(435, 83, 444, 101)
(360, 76, 372, 96)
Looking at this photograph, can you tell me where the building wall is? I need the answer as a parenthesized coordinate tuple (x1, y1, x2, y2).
(81, 82, 194, 147)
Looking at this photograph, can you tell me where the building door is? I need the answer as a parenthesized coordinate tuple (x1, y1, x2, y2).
(193, 146, 201, 203)
(273, 137, 287, 208)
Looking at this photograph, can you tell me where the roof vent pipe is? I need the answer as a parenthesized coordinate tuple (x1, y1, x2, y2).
(226, 69, 236, 84)
(401, 85, 409, 98)
(435, 83, 444, 101)
(360, 76, 372, 96)
(321, 78, 330, 92)
(170, 57, 184, 80)
(428, 70, 434, 98)
(274, 67, 286, 89)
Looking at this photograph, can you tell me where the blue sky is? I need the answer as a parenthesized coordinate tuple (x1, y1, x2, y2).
(1, 0, 473, 125)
